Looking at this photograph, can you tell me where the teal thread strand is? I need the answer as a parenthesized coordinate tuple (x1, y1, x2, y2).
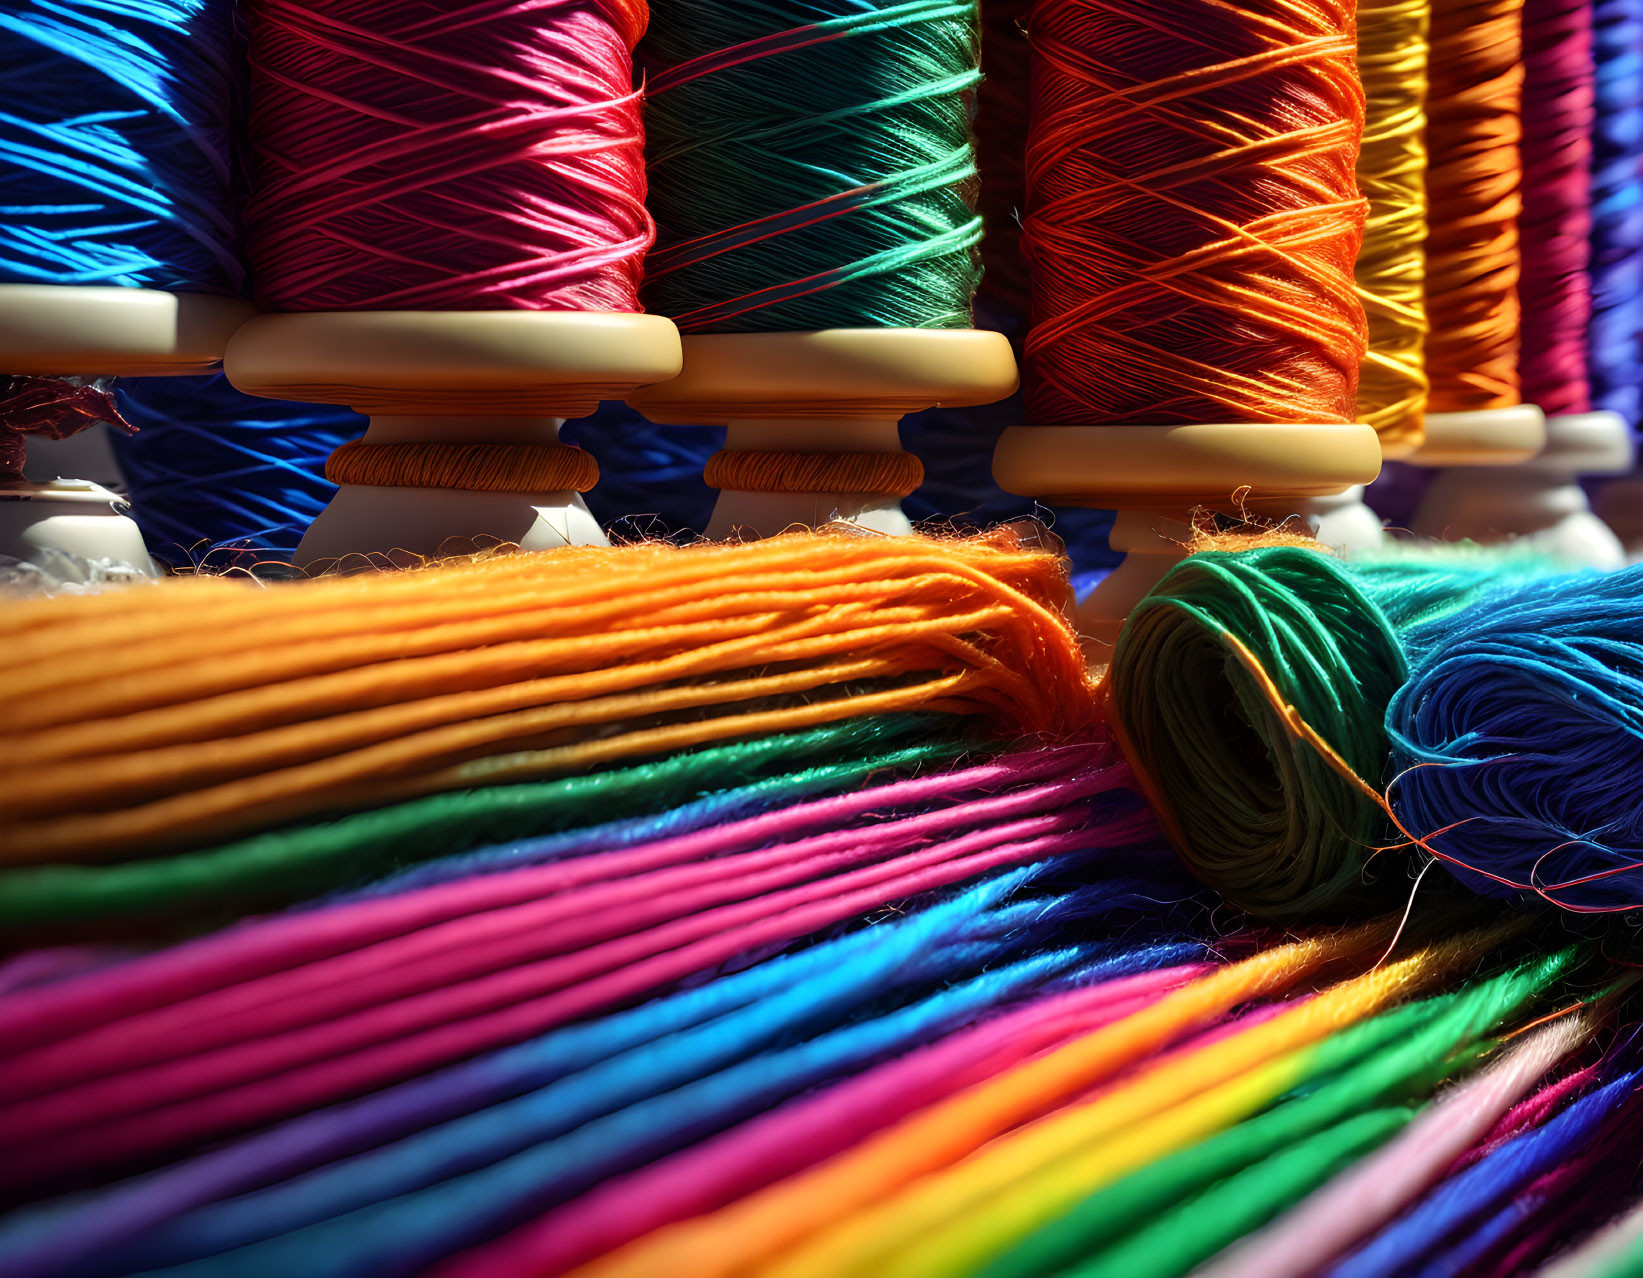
(641, 0, 983, 331)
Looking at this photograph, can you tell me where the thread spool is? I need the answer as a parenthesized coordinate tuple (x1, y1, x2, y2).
(1407, 0, 1557, 540)
(624, 0, 1017, 540)
(1419, 0, 1631, 564)
(1283, 0, 1437, 553)
(976, 0, 1032, 338)
(991, 0, 1381, 645)
(222, 0, 681, 568)
(0, 0, 257, 575)
(1590, 0, 1643, 560)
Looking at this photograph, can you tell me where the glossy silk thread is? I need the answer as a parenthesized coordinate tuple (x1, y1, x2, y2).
(0, 0, 240, 292)
(242, 0, 651, 311)
(1518, 0, 1596, 416)
(639, 0, 984, 332)
(1021, 0, 1369, 427)
(1588, 0, 1643, 428)
(1423, 0, 1525, 413)
(1353, 0, 1432, 453)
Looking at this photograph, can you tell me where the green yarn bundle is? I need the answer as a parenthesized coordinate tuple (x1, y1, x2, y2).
(640, 0, 984, 331)
(1106, 545, 1552, 920)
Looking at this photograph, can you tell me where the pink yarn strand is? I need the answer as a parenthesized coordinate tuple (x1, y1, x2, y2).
(0, 745, 1110, 1058)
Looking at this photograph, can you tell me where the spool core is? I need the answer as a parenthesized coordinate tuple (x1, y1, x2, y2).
(994, 420, 1383, 646)
(1412, 408, 1632, 565)
(0, 284, 256, 577)
(225, 311, 682, 567)
(629, 329, 1018, 539)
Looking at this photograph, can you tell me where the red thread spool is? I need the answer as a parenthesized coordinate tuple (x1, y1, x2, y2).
(225, 0, 682, 566)
(992, 0, 1380, 642)
(1519, 0, 1595, 416)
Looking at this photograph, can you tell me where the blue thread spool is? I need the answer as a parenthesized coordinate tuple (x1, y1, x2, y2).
(0, 0, 253, 576)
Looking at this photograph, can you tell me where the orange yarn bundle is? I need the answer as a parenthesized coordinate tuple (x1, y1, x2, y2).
(1423, 0, 1526, 412)
(0, 530, 1095, 864)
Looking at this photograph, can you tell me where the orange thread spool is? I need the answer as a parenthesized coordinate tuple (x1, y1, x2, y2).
(1422, 0, 1525, 413)
(1022, 0, 1370, 428)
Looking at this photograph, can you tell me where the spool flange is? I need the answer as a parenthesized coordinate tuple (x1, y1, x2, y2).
(993, 419, 1383, 647)
(630, 329, 1019, 539)
(225, 311, 683, 567)
(0, 284, 255, 577)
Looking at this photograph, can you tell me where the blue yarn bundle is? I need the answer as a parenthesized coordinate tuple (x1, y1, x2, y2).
(111, 375, 362, 567)
(0, 0, 239, 293)
(1388, 564, 1643, 911)
(1590, 0, 1643, 429)
(0, 866, 1200, 1278)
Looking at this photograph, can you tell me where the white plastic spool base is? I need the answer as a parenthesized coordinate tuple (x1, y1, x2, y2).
(0, 479, 156, 576)
(298, 483, 604, 568)
(991, 420, 1384, 653)
(705, 419, 913, 539)
(1412, 409, 1632, 568)
(1597, 477, 1643, 564)
(630, 330, 1019, 540)
(224, 311, 684, 569)
(0, 285, 256, 576)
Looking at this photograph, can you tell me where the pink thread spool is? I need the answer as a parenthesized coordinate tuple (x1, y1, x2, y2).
(224, 0, 681, 567)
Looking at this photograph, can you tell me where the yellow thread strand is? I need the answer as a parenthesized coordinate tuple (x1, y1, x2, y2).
(1355, 0, 1432, 453)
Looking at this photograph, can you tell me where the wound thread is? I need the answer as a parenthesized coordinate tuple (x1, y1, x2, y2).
(639, 0, 984, 333)
(1354, 0, 1433, 452)
(243, 0, 651, 312)
(976, 0, 1032, 333)
(1519, 0, 1597, 417)
(703, 450, 926, 497)
(1021, 0, 1369, 428)
(1589, 0, 1643, 428)
(325, 441, 600, 493)
(0, 0, 241, 293)
(113, 375, 364, 567)
(1423, 0, 1525, 413)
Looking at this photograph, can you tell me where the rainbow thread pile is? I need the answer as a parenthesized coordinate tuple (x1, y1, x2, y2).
(5, 529, 1643, 1278)
(11, 0, 1643, 1275)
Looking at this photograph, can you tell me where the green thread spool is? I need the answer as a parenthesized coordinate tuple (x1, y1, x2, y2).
(641, 0, 983, 332)
(630, 0, 1018, 538)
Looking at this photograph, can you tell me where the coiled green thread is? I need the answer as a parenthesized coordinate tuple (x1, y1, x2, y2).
(641, 0, 984, 332)
(1107, 546, 1549, 920)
